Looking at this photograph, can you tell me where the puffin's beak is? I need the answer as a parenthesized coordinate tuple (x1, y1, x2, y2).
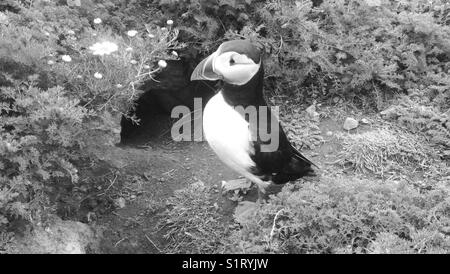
(190, 51, 222, 81)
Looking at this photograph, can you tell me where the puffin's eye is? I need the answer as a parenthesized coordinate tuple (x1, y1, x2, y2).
(229, 57, 236, 65)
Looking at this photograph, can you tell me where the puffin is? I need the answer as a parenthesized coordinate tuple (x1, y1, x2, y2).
(190, 40, 316, 196)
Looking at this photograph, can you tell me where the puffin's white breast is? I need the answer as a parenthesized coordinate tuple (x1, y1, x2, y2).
(203, 92, 259, 180)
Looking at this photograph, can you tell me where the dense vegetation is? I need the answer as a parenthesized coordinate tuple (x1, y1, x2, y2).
(1, 0, 449, 253)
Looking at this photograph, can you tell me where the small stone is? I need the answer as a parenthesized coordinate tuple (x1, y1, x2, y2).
(7, 215, 97, 254)
(305, 105, 320, 120)
(343, 117, 359, 130)
(115, 197, 126, 209)
(360, 118, 370, 124)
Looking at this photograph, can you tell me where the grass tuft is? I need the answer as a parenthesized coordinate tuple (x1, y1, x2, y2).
(336, 128, 435, 176)
(157, 181, 231, 254)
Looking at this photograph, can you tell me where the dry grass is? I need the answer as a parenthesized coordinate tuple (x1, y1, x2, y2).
(156, 181, 231, 254)
(336, 128, 435, 176)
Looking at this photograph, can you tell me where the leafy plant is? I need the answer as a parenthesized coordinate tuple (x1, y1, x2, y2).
(0, 0, 181, 235)
(381, 96, 450, 152)
(228, 177, 450, 254)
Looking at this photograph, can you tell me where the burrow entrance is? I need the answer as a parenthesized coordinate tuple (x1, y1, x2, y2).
(119, 59, 216, 145)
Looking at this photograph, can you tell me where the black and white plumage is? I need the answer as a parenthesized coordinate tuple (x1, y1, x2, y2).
(191, 40, 316, 193)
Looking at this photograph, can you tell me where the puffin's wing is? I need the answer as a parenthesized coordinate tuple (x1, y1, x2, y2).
(247, 106, 316, 177)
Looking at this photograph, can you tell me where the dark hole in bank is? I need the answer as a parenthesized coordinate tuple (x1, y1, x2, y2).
(119, 59, 216, 145)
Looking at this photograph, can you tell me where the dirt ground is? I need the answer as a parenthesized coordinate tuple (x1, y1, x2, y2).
(82, 113, 239, 253)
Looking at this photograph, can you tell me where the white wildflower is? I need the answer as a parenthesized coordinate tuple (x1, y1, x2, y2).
(0, 12, 9, 25)
(47, 60, 54, 65)
(171, 51, 178, 57)
(161, 27, 167, 31)
(61, 55, 72, 62)
(127, 30, 138, 37)
(166, 19, 173, 26)
(130, 59, 138, 65)
(148, 33, 155, 38)
(125, 47, 133, 52)
(93, 18, 102, 24)
(94, 72, 103, 79)
(116, 84, 123, 88)
(89, 41, 118, 56)
(158, 60, 167, 69)
(5, 142, 14, 152)
(143, 64, 150, 69)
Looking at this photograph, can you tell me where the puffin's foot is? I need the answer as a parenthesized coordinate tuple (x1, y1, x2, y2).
(221, 179, 270, 203)
(221, 178, 251, 192)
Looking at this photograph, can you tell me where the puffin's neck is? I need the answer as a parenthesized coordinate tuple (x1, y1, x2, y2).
(221, 66, 266, 107)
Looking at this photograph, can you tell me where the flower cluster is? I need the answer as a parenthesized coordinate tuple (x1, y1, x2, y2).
(89, 41, 119, 56)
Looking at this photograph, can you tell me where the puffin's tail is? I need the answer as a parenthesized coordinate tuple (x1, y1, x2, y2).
(272, 147, 318, 184)
(290, 153, 317, 177)
(288, 145, 319, 177)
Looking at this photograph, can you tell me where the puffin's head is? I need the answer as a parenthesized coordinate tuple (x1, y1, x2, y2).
(190, 40, 262, 86)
